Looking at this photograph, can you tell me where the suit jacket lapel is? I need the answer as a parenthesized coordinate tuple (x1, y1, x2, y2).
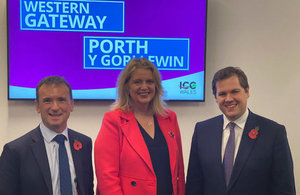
(120, 111, 155, 174)
(68, 130, 84, 195)
(206, 115, 228, 190)
(30, 127, 53, 195)
(156, 114, 177, 176)
(214, 116, 227, 185)
(228, 111, 258, 189)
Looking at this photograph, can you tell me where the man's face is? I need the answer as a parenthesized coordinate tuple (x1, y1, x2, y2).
(35, 84, 74, 133)
(215, 75, 249, 121)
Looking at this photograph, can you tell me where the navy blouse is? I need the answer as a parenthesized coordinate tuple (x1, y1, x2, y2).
(137, 116, 173, 195)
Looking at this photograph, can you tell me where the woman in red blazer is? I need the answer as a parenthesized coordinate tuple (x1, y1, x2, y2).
(94, 58, 185, 195)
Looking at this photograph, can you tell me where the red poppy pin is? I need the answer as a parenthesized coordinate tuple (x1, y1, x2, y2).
(73, 139, 82, 151)
(248, 126, 259, 139)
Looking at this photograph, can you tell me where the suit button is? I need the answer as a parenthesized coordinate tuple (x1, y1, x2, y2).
(131, 181, 136, 186)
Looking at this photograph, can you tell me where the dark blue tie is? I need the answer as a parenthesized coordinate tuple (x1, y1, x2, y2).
(53, 134, 73, 195)
(223, 122, 235, 186)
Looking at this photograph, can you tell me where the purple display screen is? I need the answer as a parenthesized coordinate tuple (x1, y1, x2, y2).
(8, 0, 207, 100)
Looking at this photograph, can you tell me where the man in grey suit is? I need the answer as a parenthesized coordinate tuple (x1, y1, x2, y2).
(185, 67, 295, 195)
(0, 76, 94, 195)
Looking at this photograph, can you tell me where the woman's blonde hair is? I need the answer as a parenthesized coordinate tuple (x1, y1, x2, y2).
(112, 58, 166, 115)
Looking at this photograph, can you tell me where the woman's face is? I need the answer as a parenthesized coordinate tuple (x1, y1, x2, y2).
(128, 68, 156, 109)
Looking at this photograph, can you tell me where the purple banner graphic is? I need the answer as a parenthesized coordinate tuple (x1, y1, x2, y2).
(8, 0, 207, 100)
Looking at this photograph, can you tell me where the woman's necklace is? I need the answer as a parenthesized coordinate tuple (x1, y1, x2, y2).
(134, 109, 154, 127)
(135, 115, 154, 127)
(147, 120, 153, 126)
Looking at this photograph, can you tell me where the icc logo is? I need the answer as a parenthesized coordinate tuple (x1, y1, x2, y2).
(180, 81, 196, 89)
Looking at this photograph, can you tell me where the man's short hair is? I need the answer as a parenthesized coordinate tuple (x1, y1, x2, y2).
(212, 66, 249, 97)
(36, 76, 73, 102)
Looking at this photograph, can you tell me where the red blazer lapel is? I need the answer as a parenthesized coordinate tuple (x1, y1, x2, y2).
(119, 111, 155, 175)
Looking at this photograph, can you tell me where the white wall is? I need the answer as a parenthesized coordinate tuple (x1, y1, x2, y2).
(1, 0, 299, 192)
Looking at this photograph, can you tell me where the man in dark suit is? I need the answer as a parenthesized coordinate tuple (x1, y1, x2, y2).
(185, 67, 295, 195)
(0, 76, 94, 195)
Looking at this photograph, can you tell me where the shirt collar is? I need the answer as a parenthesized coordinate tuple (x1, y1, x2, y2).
(40, 122, 69, 143)
(223, 109, 249, 130)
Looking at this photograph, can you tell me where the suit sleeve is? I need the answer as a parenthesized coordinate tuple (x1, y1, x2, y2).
(0, 144, 20, 195)
(271, 125, 296, 195)
(94, 112, 124, 195)
(185, 123, 203, 195)
(173, 112, 185, 195)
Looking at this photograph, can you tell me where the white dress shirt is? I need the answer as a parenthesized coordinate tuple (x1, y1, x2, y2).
(40, 122, 78, 195)
(221, 109, 249, 164)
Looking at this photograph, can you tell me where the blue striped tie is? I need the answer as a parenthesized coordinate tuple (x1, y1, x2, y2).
(53, 134, 73, 195)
